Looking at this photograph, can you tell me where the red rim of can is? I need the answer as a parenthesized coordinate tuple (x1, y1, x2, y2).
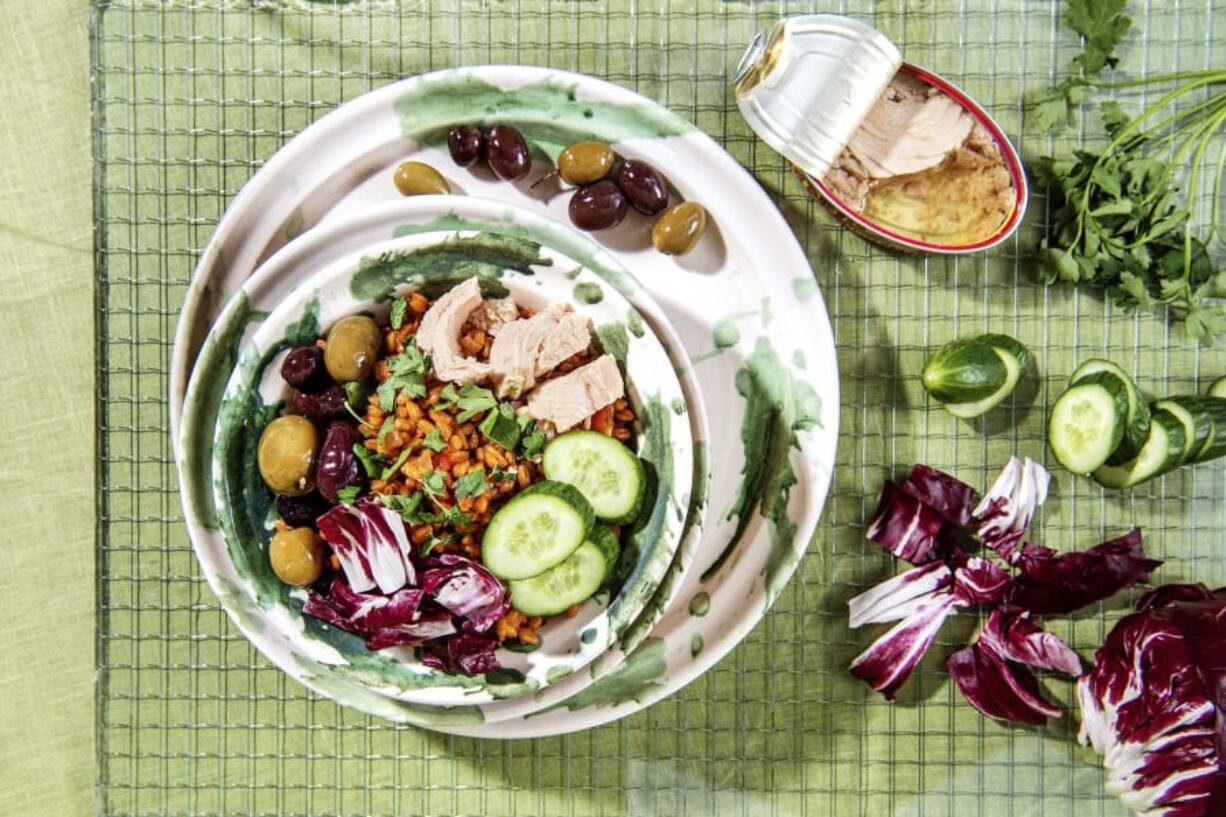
(802, 63, 1028, 254)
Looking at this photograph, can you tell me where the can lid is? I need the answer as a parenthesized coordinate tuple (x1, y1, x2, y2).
(734, 15, 901, 179)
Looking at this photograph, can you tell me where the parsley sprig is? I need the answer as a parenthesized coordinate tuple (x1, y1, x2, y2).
(376, 339, 428, 412)
(432, 383, 497, 423)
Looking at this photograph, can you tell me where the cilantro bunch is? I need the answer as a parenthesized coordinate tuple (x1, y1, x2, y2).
(1032, 0, 1226, 341)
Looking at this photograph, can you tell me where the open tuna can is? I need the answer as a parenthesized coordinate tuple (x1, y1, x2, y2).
(734, 15, 1027, 254)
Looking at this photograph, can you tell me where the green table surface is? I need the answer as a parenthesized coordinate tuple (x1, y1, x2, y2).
(0, 2, 95, 816)
(9, 1, 1226, 816)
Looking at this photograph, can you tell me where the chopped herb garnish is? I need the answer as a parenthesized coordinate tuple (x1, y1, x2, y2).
(420, 469, 448, 497)
(433, 382, 498, 422)
(376, 339, 428, 411)
(389, 297, 407, 330)
(422, 506, 472, 529)
(336, 485, 361, 505)
(490, 465, 516, 483)
(380, 447, 414, 481)
(352, 443, 383, 478)
(420, 532, 454, 558)
(422, 427, 447, 452)
(376, 415, 397, 450)
(453, 468, 491, 500)
(518, 418, 547, 458)
(377, 491, 423, 522)
(480, 402, 521, 450)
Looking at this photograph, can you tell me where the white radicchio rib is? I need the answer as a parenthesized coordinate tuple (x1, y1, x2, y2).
(316, 497, 416, 594)
(972, 456, 1051, 562)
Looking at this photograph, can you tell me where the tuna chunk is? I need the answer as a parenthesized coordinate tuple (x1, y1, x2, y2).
(415, 277, 492, 384)
(489, 305, 592, 398)
(524, 354, 623, 432)
(469, 297, 520, 336)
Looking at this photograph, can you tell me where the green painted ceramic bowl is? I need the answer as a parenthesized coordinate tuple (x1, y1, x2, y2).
(182, 199, 695, 711)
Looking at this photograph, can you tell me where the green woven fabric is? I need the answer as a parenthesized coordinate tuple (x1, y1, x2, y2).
(88, 2, 1226, 816)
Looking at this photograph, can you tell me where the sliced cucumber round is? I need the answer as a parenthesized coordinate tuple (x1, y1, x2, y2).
(1071, 359, 1150, 464)
(1048, 372, 1129, 475)
(1162, 396, 1226, 463)
(481, 481, 594, 580)
(927, 334, 1031, 419)
(508, 540, 610, 617)
(1209, 376, 1226, 399)
(1153, 398, 1212, 464)
(1093, 409, 1186, 489)
(542, 430, 646, 523)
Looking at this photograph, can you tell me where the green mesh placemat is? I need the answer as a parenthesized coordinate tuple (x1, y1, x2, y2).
(93, 1, 1226, 815)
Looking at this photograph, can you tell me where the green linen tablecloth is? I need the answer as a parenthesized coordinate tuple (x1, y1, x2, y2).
(9, 1, 1226, 815)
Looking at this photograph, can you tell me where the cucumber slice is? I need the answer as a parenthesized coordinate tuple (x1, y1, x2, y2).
(508, 540, 611, 617)
(923, 334, 1031, 417)
(542, 430, 646, 523)
(1153, 398, 1213, 464)
(1162, 396, 1226, 463)
(586, 524, 621, 569)
(1209, 377, 1226, 399)
(1071, 359, 1150, 464)
(481, 481, 594, 580)
(1048, 372, 1129, 474)
(1093, 410, 1186, 489)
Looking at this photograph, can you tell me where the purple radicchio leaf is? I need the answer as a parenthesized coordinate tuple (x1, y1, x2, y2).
(362, 610, 458, 651)
(951, 557, 1012, 606)
(421, 633, 501, 676)
(982, 605, 1082, 676)
(419, 554, 510, 633)
(900, 464, 979, 527)
(302, 579, 456, 650)
(1010, 528, 1160, 615)
(316, 496, 416, 594)
(971, 456, 1051, 563)
(865, 481, 948, 565)
(849, 592, 958, 699)
(948, 637, 1062, 727)
(1078, 589, 1226, 816)
(848, 561, 953, 628)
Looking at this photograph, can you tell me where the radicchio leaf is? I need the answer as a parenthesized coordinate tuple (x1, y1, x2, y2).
(952, 557, 1012, 606)
(1078, 589, 1226, 816)
(849, 593, 958, 698)
(421, 633, 501, 675)
(972, 456, 1050, 562)
(1010, 528, 1160, 614)
(316, 496, 416, 594)
(848, 561, 953, 628)
(419, 554, 510, 633)
(866, 481, 947, 564)
(900, 464, 978, 527)
(302, 579, 457, 648)
(983, 606, 1082, 676)
(948, 639, 1062, 726)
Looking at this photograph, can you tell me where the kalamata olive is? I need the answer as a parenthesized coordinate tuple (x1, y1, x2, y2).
(393, 161, 451, 196)
(558, 141, 615, 186)
(315, 420, 364, 503)
(616, 159, 669, 215)
(281, 345, 329, 392)
(269, 527, 327, 587)
(568, 181, 628, 231)
(447, 125, 484, 167)
(275, 493, 330, 528)
(288, 384, 348, 423)
(257, 415, 319, 496)
(652, 201, 708, 255)
(324, 315, 381, 382)
(485, 125, 531, 181)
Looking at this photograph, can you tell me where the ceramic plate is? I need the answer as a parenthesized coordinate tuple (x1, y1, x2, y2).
(171, 66, 838, 735)
(181, 198, 706, 716)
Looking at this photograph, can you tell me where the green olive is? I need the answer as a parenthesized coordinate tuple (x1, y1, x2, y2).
(324, 315, 381, 382)
(269, 527, 327, 587)
(558, 141, 615, 186)
(257, 415, 320, 496)
(393, 160, 451, 196)
(652, 201, 708, 256)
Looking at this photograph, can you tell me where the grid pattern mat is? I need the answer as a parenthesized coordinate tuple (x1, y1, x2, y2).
(93, 1, 1226, 815)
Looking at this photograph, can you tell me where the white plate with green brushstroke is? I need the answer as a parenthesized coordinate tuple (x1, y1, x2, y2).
(170, 66, 838, 735)
(180, 197, 706, 716)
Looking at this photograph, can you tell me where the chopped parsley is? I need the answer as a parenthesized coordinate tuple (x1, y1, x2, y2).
(420, 469, 448, 497)
(352, 443, 383, 478)
(376, 415, 397, 450)
(376, 339, 428, 412)
(453, 468, 491, 500)
(490, 465, 516, 483)
(422, 427, 447, 452)
(479, 402, 520, 450)
(336, 485, 361, 505)
(389, 297, 408, 331)
(518, 417, 547, 459)
(377, 491, 423, 521)
(380, 447, 414, 481)
(432, 382, 498, 423)
(420, 532, 454, 558)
